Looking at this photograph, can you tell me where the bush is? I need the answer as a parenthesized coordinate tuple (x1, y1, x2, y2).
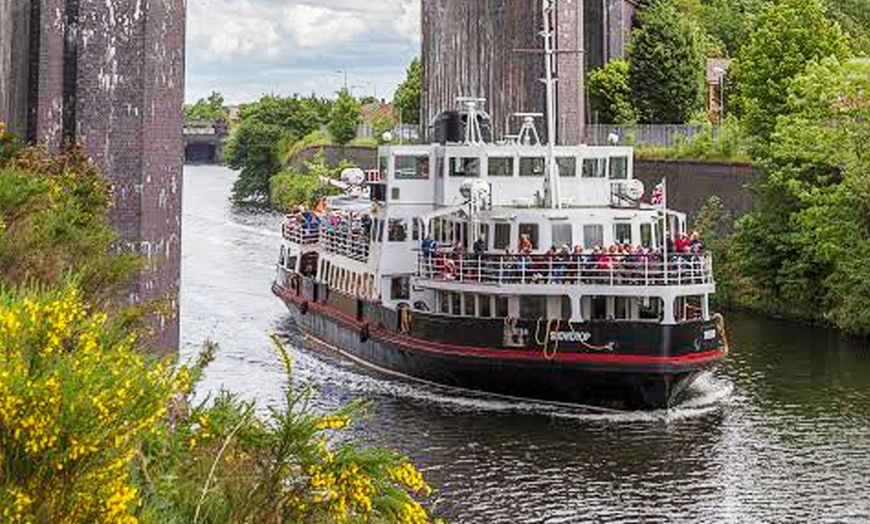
(587, 60, 636, 124)
(0, 286, 186, 523)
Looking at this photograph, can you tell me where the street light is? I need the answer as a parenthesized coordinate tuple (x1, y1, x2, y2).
(713, 66, 726, 124)
(335, 69, 348, 91)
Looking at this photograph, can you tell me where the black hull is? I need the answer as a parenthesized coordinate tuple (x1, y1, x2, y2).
(274, 283, 724, 410)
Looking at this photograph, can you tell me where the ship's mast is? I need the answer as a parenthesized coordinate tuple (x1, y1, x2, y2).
(542, 0, 562, 209)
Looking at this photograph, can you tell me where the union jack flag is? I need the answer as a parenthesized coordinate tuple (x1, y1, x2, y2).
(651, 180, 665, 207)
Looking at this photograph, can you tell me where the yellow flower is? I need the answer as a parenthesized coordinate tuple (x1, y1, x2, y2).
(315, 415, 350, 431)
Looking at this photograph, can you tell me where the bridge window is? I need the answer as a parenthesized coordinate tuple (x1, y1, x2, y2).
(395, 156, 429, 179)
(388, 219, 408, 242)
(557, 157, 576, 177)
(489, 157, 514, 177)
(582, 158, 607, 178)
(520, 157, 545, 177)
(449, 157, 480, 177)
(494, 223, 511, 250)
(640, 223, 653, 249)
(551, 223, 573, 248)
(609, 157, 629, 180)
(520, 296, 547, 319)
(583, 224, 604, 249)
(614, 223, 632, 245)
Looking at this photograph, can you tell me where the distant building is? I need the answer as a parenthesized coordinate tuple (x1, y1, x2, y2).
(0, 1, 185, 351)
(357, 101, 420, 142)
(422, 0, 637, 145)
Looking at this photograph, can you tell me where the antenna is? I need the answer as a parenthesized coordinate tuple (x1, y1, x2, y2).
(541, 0, 562, 209)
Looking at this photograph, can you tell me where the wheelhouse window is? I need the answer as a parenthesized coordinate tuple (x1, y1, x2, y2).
(488, 157, 514, 177)
(519, 223, 540, 251)
(557, 157, 576, 177)
(388, 219, 408, 242)
(449, 157, 480, 177)
(494, 223, 511, 250)
(609, 157, 629, 179)
(551, 223, 573, 248)
(520, 296, 547, 319)
(583, 224, 604, 249)
(395, 156, 430, 179)
(519, 157, 545, 177)
(391, 277, 410, 300)
(582, 158, 607, 178)
(614, 223, 633, 245)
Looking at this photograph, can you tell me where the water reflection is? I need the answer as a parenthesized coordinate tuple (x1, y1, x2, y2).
(181, 166, 870, 523)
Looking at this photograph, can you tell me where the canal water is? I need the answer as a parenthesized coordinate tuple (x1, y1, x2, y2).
(181, 166, 870, 523)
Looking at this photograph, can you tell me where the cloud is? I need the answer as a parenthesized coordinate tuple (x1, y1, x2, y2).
(185, 0, 421, 103)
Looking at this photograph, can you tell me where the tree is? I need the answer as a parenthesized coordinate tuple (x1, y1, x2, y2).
(731, 0, 848, 142)
(328, 89, 362, 146)
(628, 1, 705, 124)
(184, 91, 227, 121)
(225, 121, 284, 204)
(727, 58, 870, 331)
(394, 58, 422, 125)
(587, 59, 637, 124)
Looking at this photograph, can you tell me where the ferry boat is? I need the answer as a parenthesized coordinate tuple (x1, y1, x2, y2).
(272, 3, 726, 410)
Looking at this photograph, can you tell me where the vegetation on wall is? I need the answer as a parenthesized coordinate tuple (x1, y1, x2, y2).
(184, 91, 229, 122)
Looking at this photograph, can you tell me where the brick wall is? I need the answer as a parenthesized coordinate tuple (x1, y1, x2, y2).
(634, 160, 759, 220)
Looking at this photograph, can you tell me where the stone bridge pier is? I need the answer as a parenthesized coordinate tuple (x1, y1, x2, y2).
(0, 0, 185, 352)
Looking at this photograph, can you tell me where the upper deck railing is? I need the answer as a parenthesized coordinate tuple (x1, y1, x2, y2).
(283, 217, 371, 263)
(416, 252, 714, 288)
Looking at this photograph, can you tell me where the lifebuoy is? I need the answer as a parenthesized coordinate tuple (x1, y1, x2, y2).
(360, 322, 370, 342)
(299, 300, 309, 315)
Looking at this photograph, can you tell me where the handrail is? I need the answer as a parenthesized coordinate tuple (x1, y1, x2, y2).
(416, 252, 714, 288)
(282, 218, 371, 263)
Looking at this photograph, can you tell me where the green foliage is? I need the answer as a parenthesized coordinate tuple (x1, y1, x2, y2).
(279, 129, 334, 167)
(0, 145, 140, 300)
(394, 58, 422, 125)
(731, 0, 849, 142)
(727, 58, 870, 332)
(328, 89, 362, 146)
(137, 338, 441, 524)
(184, 92, 227, 122)
(587, 60, 637, 124)
(224, 121, 285, 204)
(634, 116, 751, 162)
(270, 151, 342, 211)
(629, 1, 705, 124)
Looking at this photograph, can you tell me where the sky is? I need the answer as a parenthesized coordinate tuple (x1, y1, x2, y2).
(185, 0, 421, 105)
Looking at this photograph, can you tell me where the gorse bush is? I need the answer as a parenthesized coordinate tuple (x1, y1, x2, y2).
(0, 287, 187, 523)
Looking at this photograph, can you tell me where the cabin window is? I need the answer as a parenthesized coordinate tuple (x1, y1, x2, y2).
(391, 187, 401, 201)
(287, 256, 297, 272)
(614, 223, 633, 245)
(675, 296, 704, 322)
(464, 294, 476, 316)
(639, 297, 663, 321)
(480, 295, 492, 317)
(279, 246, 286, 266)
(551, 223, 573, 248)
(449, 157, 480, 177)
(561, 296, 572, 319)
(590, 296, 607, 320)
(477, 224, 490, 250)
(451, 293, 462, 316)
(583, 224, 604, 249)
(432, 219, 444, 244)
(388, 219, 408, 242)
(395, 156, 429, 179)
(378, 156, 389, 180)
(520, 296, 547, 319)
(609, 157, 629, 180)
(496, 297, 509, 318)
(519, 224, 540, 250)
(519, 157, 545, 177)
(378, 219, 385, 242)
(582, 158, 607, 178)
(489, 157, 514, 177)
(557, 157, 576, 177)
(438, 291, 449, 314)
(615, 297, 630, 320)
(412, 218, 421, 241)
(391, 277, 410, 300)
(640, 223, 653, 249)
(494, 223, 512, 250)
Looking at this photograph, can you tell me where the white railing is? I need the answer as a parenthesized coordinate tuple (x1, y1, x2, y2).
(283, 218, 371, 263)
(416, 252, 714, 288)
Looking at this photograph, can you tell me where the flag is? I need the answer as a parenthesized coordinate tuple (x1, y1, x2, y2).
(651, 179, 665, 207)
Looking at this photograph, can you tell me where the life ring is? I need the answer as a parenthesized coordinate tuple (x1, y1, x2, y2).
(299, 300, 309, 315)
(360, 322, 371, 342)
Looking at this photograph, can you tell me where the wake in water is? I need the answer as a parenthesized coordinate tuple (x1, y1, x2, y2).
(277, 325, 734, 424)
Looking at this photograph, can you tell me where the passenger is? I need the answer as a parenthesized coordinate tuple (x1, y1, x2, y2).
(473, 235, 487, 258)
(519, 233, 533, 255)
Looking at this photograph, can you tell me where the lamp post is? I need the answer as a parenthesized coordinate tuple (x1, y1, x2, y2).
(713, 66, 726, 124)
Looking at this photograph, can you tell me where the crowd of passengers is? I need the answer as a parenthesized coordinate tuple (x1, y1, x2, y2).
(286, 206, 373, 238)
(419, 231, 708, 284)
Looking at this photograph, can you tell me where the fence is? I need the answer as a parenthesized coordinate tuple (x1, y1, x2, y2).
(585, 124, 720, 148)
